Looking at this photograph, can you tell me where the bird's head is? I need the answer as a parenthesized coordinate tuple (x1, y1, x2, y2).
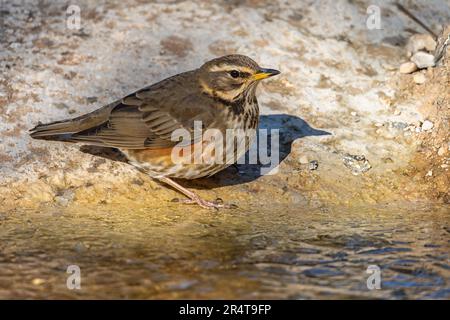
(198, 54, 280, 101)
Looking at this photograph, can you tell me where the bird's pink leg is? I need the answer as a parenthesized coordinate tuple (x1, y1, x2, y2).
(158, 177, 236, 210)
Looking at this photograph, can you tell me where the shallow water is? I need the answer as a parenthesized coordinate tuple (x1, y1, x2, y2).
(0, 202, 448, 299)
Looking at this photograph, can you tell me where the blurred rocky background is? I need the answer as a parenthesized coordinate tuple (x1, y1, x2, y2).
(0, 0, 449, 210)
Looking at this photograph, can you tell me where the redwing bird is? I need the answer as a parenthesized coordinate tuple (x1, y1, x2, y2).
(30, 55, 280, 209)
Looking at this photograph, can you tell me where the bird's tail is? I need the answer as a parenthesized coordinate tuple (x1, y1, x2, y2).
(29, 104, 114, 142)
(29, 118, 78, 142)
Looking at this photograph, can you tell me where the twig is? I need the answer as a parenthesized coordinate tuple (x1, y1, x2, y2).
(395, 2, 437, 39)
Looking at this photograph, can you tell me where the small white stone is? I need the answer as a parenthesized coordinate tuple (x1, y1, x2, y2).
(426, 170, 433, 177)
(438, 146, 447, 156)
(9, 42, 20, 49)
(350, 111, 357, 116)
(411, 52, 435, 69)
(421, 120, 434, 131)
(375, 122, 384, 127)
(399, 61, 418, 74)
(406, 34, 437, 55)
(413, 73, 426, 84)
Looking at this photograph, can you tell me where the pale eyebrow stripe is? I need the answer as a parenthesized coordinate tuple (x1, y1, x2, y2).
(208, 65, 255, 74)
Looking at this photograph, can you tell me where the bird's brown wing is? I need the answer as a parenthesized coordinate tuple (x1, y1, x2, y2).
(68, 71, 217, 149)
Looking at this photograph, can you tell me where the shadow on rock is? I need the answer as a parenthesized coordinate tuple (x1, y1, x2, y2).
(191, 113, 331, 189)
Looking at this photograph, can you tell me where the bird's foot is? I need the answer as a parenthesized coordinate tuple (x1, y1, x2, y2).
(171, 197, 237, 210)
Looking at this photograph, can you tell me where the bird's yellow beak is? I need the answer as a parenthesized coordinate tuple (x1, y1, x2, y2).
(252, 68, 281, 81)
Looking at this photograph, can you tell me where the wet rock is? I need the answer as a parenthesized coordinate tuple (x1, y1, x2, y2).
(421, 120, 434, 131)
(411, 52, 435, 69)
(413, 73, 427, 84)
(399, 61, 418, 74)
(406, 34, 437, 56)
(342, 154, 372, 175)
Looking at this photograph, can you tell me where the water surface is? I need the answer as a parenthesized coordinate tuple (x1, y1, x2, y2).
(0, 202, 448, 299)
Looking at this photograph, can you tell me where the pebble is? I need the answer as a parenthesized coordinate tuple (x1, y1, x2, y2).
(413, 73, 426, 84)
(9, 42, 21, 49)
(342, 154, 371, 175)
(421, 120, 434, 131)
(399, 61, 417, 74)
(309, 160, 319, 171)
(438, 146, 447, 156)
(406, 34, 437, 56)
(411, 52, 435, 69)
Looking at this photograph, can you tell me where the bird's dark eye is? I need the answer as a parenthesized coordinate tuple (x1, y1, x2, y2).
(229, 70, 240, 78)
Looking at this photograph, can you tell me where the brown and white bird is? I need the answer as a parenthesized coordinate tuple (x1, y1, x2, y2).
(30, 55, 280, 209)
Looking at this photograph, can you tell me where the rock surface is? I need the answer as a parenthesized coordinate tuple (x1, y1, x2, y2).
(0, 0, 449, 210)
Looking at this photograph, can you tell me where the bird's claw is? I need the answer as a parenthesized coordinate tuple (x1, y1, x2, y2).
(171, 197, 237, 210)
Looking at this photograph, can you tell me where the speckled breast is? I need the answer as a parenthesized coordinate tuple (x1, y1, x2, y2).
(122, 100, 259, 180)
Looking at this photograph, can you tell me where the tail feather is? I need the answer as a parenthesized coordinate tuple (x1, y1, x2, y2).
(29, 104, 115, 142)
(29, 119, 79, 141)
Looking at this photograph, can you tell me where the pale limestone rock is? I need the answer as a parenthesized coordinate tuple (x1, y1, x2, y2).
(406, 34, 437, 56)
(437, 146, 447, 156)
(421, 120, 434, 131)
(411, 52, 435, 69)
(399, 61, 418, 74)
